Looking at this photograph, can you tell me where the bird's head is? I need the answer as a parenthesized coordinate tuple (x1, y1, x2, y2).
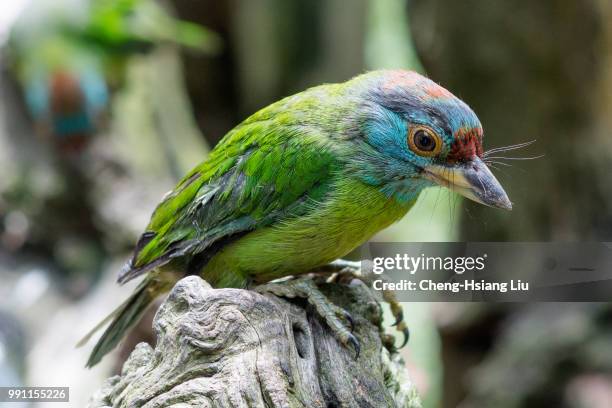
(347, 70, 511, 210)
(28, 69, 109, 153)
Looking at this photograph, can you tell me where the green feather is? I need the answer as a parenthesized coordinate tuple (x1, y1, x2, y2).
(84, 72, 432, 367)
(122, 109, 340, 282)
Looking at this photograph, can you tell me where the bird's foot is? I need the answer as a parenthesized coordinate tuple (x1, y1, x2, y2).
(315, 259, 410, 351)
(255, 277, 360, 358)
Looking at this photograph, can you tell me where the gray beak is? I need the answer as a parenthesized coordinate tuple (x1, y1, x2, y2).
(422, 157, 512, 210)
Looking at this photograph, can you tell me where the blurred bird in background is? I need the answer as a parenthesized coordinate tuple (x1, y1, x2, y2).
(8, 0, 108, 154)
(6, 0, 219, 155)
(82, 69, 511, 367)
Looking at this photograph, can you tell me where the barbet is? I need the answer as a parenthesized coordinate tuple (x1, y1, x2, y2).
(8, 0, 218, 154)
(82, 70, 511, 367)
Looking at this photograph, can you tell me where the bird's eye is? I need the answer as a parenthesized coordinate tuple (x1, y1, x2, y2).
(408, 126, 442, 157)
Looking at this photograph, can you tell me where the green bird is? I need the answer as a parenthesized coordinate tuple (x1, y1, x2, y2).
(82, 70, 511, 367)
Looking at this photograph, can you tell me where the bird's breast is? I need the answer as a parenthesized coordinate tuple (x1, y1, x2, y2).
(201, 179, 416, 286)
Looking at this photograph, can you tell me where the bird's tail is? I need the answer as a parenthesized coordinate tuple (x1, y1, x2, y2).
(77, 278, 159, 368)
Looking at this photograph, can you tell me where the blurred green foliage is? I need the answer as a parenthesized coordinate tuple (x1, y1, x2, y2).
(80, 0, 222, 53)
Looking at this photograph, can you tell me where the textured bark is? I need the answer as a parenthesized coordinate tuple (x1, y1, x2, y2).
(88, 276, 420, 408)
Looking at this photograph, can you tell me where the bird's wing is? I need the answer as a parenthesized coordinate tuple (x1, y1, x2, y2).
(118, 119, 338, 284)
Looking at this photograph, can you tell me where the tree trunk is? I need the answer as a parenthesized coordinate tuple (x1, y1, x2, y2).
(88, 276, 420, 408)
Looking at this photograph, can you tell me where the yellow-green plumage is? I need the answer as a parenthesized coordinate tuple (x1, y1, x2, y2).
(204, 179, 414, 287)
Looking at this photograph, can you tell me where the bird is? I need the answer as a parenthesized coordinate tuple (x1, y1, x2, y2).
(81, 69, 511, 367)
(7, 0, 220, 154)
(9, 32, 109, 153)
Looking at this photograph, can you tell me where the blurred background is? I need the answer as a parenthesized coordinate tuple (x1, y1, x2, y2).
(0, 0, 611, 407)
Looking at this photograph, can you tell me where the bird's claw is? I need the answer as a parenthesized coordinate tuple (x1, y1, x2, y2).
(346, 332, 361, 359)
(256, 277, 360, 358)
(381, 333, 396, 352)
(391, 309, 404, 327)
(399, 326, 410, 349)
(342, 310, 355, 332)
(390, 308, 410, 349)
(316, 259, 412, 352)
(383, 284, 410, 349)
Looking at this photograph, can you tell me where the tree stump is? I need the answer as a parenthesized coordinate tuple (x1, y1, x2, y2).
(88, 276, 421, 408)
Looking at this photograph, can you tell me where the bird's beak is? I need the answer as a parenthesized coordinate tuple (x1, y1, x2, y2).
(422, 157, 512, 210)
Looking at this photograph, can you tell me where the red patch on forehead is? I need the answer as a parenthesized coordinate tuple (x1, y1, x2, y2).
(382, 70, 454, 99)
(424, 84, 453, 99)
(382, 70, 422, 91)
(447, 128, 483, 163)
